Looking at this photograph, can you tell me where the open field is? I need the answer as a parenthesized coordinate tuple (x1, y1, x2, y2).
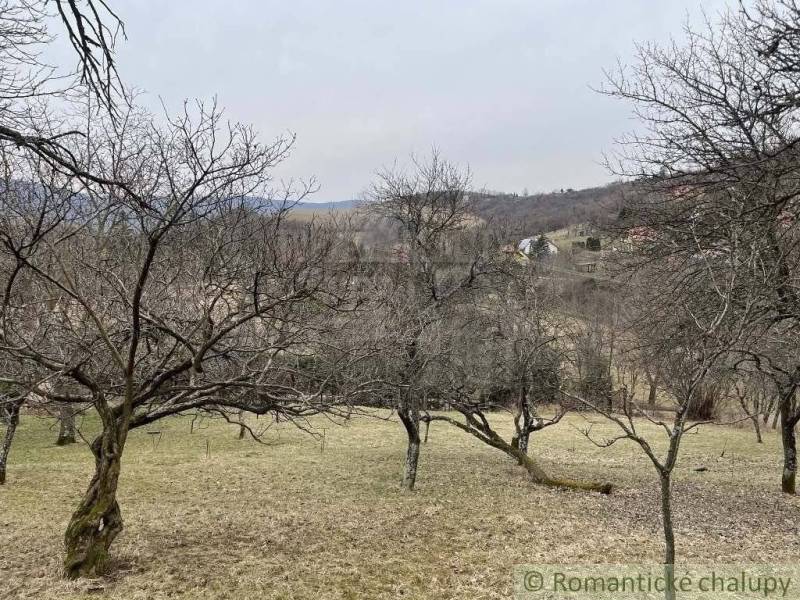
(286, 208, 357, 222)
(2, 411, 799, 599)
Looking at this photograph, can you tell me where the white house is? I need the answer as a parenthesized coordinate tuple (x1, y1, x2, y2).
(518, 236, 559, 257)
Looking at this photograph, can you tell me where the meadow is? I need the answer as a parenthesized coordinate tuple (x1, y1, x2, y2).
(1, 411, 798, 599)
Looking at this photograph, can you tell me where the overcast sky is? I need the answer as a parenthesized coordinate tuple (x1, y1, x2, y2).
(69, 1, 731, 200)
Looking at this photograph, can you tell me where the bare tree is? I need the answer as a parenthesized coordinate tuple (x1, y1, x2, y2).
(600, 2, 800, 495)
(477, 263, 566, 457)
(0, 138, 85, 483)
(572, 296, 739, 600)
(0, 385, 23, 484)
(0, 99, 365, 578)
(419, 264, 613, 494)
(730, 369, 776, 444)
(364, 151, 492, 491)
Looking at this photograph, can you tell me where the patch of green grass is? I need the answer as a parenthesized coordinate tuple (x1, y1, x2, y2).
(1, 410, 798, 599)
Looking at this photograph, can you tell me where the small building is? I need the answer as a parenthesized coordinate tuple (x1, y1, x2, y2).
(518, 236, 558, 257)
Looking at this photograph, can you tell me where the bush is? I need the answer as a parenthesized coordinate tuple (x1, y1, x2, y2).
(578, 354, 613, 410)
(586, 236, 601, 251)
(687, 383, 721, 421)
(529, 348, 562, 404)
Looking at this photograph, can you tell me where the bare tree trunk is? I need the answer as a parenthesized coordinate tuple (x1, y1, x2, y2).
(63, 427, 125, 579)
(235, 410, 248, 439)
(514, 439, 611, 493)
(56, 404, 77, 445)
(519, 386, 532, 458)
(752, 413, 763, 444)
(433, 413, 613, 494)
(399, 341, 422, 491)
(648, 381, 658, 407)
(780, 400, 797, 495)
(763, 394, 777, 426)
(736, 390, 763, 444)
(399, 406, 421, 491)
(660, 472, 676, 600)
(512, 385, 531, 462)
(0, 400, 21, 485)
(517, 430, 530, 457)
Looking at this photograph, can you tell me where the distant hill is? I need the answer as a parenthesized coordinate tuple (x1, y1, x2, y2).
(293, 199, 361, 212)
(470, 182, 631, 239)
(288, 183, 633, 235)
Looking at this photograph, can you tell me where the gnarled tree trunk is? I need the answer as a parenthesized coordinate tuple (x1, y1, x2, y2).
(56, 404, 77, 445)
(513, 385, 532, 462)
(517, 430, 529, 457)
(398, 340, 422, 491)
(513, 437, 612, 494)
(399, 405, 421, 491)
(0, 398, 21, 485)
(64, 427, 126, 579)
(430, 413, 613, 494)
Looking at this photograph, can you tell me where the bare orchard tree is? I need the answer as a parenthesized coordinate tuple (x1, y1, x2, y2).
(0, 100, 362, 578)
(0, 140, 86, 482)
(569, 254, 749, 600)
(729, 327, 800, 489)
(421, 275, 613, 494)
(570, 339, 722, 600)
(601, 2, 800, 494)
(364, 151, 493, 491)
(478, 262, 567, 458)
(729, 368, 776, 444)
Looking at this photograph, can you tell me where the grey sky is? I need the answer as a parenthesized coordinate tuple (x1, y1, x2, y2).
(77, 1, 730, 200)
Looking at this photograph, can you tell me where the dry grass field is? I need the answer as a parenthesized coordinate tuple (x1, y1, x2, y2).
(2, 410, 799, 599)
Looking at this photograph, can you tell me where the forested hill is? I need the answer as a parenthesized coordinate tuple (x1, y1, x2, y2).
(469, 181, 630, 236)
(293, 182, 631, 238)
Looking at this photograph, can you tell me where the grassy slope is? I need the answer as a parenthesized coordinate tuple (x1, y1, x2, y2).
(286, 208, 356, 222)
(1, 411, 798, 599)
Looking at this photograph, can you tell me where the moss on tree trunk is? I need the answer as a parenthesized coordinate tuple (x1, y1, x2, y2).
(399, 406, 421, 491)
(430, 413, 613, 494)
(514, 440, 612, 494)
(63, 431, 125, 579)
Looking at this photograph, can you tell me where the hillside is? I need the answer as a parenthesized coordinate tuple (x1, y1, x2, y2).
(285, 183, 631, 242)
(469, 181, 630, 238)
(287, 182, 629, 233)
(293, 199, 361, 212)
